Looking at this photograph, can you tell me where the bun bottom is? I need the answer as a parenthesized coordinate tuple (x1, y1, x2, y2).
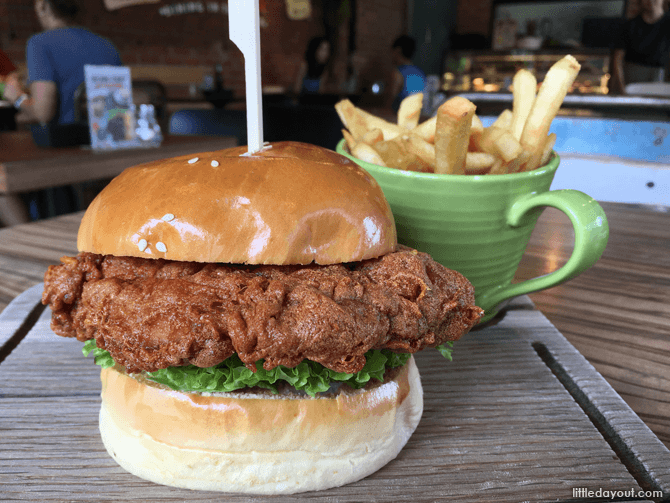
(98, 357, 423, 494)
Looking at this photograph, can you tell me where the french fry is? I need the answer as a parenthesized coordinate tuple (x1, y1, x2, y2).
(469, 114, 485, 152)
(434, 97, 476, 174)
(505, 149, 532, 173)
(465, 152, 496, 173)
(490, 109, 513, 131)
(520, 55, 581, 169)
(406, 134, 436, 167)
(375, 139, 432, 172)
(471, 114, 484, 135)
(511, 69, 537, 141)
(342, 129, 357, 153)
(352, 142, 386, 166)
(413, 116, 437, 143)
(538, 132, 557, 168)
(335, 99, 368, 140)
(356, 108, 405, 140)
(362, 128, 384, 145)
(397, 93, 423, 130)
(405, 155, 433, 172)
(336, 57, 577, 177)
(488, 157, 507, 175)
(473, 126, 522, 162)
(492, 129, 523, 162)
(371, 140, 404, 167)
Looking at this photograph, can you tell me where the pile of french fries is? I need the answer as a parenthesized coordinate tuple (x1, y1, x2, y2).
(336, 55, 581, 175)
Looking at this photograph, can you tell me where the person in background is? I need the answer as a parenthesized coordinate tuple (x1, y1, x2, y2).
(1, 0, 122, 226)
(3, 0, 122, 125)
(293, 36, 332, 95)
(388, 35, 426, 112)
(610, 0, 670, 94)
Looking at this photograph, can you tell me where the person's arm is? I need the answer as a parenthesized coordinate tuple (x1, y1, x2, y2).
(610, 49, 626, 94)
(28, 80, 58, 123)
(3, 75, 58, 124)
(16, 34, 58, 123)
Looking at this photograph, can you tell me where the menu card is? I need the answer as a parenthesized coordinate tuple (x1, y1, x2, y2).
(83, 65, 162, 151)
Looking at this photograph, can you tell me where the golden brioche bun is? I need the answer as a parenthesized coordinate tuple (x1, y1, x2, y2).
(78, 141, 397, 265)
(99, 357, 423, 494)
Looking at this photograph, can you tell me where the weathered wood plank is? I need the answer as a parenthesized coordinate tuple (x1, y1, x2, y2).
(1, 133, 237, 194)
(0, 377, 644, 501)
(0, 213, 80, 313)
(521, 203, 670, 448)
(0, 388, 647, 503)
(0, 203, 668, 501)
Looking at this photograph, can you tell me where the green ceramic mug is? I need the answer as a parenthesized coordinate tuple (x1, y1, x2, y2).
(336, 140, 609, 323)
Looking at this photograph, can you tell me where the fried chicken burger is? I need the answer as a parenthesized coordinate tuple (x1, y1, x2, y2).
(42, 141, 483, 494)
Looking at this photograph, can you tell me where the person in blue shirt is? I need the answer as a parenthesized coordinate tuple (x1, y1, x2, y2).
(4, 0, 122, 125)
(388, 35, 426, 112)
(2, 0, 122, 224)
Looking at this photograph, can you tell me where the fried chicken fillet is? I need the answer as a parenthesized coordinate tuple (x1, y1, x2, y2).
(43, 246, 481, 374)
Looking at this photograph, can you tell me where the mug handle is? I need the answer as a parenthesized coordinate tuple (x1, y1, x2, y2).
(476, 189, 609, 314)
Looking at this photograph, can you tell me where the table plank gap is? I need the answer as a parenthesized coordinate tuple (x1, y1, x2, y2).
(0, 284, 45, 366)
(534, 341, 668, 498)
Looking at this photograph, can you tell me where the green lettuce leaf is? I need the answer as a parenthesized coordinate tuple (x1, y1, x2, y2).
(83, 339, 115, 368)
(436, 341, 454, 361)
(83, 339, 412, 397)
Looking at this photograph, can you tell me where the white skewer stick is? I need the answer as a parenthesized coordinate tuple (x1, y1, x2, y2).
(229, 0, 264, 154)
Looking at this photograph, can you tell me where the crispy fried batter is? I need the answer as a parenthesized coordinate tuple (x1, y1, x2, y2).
(42, 247, 482, 374)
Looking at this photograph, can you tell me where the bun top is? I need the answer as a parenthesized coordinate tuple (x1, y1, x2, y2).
(78, 142, 397, 265)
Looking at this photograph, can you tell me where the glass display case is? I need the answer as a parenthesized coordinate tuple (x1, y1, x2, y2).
(442, 50, 611, 94)
(439, 51, 670, 121)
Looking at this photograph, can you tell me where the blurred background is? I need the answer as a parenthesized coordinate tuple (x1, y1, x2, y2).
(0, 0, 668, 223)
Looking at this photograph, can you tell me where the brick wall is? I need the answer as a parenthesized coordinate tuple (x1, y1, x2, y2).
(355, 0, 408, 88)
(0, 0, 407, 97)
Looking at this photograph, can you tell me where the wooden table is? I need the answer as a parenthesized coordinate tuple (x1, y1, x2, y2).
(0, 131, 237, 195)
(0, 202, 669, 501)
